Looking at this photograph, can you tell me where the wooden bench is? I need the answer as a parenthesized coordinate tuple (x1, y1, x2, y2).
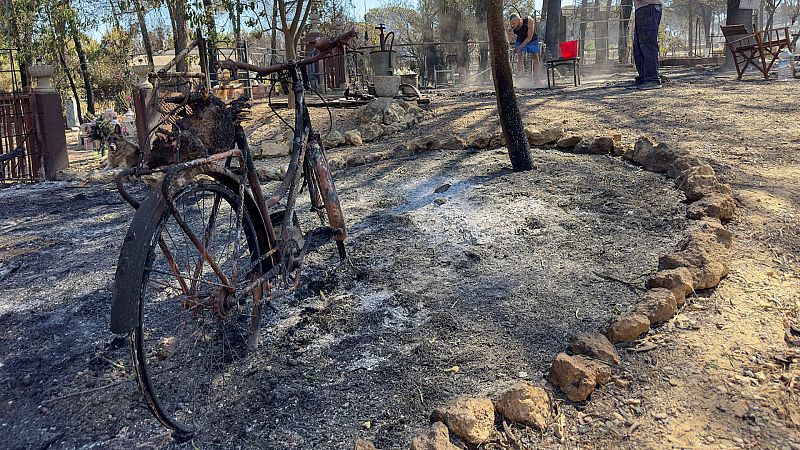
(721, 25, 793, 79)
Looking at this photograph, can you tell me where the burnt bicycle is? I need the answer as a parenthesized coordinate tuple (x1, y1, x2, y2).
(109, 30, 356, 441)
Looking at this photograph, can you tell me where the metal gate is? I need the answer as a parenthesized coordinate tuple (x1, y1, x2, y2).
(0, 92, 39, 183)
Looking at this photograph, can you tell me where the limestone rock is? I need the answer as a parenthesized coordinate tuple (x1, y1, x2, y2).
(357, 98, 406, 125)
(345, 130, 364, 146)
(466, 131, 493, 149)
(667, 155, 713, 179)
(547, 353, 612, 402)
(555, 135, 583, 148)
(606, 313, 650, 343)
(587, 136, 616, 155)
(685, 219, 733, 249)
(409, 422, 459, 450)
(443, 135, 466, 150)
(624, 137, 686, 173)
(54, 169, 82, 182)
(402, 113, 418, 127)
(430, 397, 494, 445)
(635, 288, 678, 325)
(383, 123, 402, 135)
(359, 122, 384, 143)
(355, 438, 377, 450)
(525, 122, 564, 145)
(659, 241, 729, 290)
(568, 332, 621, 366)
(258, 142, 291, 157)
(323, 130, 345, 148)
(678, 173, 732, 202)
(686, 193, 736, 221)
(494, 382, 551, 430)
(646, 268, 694, 306)
(489, 131, 505, 148)
(85, 169, 116, 183)
(411, 135, 444, 152)
(256, 165, 285, 182)
(345, 154, 366, 167)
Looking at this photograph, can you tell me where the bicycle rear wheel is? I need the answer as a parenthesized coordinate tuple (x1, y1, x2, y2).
(128, 174, 265, 441)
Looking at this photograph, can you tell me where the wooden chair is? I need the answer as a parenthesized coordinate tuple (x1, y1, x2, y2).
(721, 25, 793, 79)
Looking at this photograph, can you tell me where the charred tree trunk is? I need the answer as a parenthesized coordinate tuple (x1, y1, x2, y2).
(476, 0, 490, 82)
(72, 29, 95, 116)
(167, 0, 189, 73)
(618, 0, 633, 63)
(59, 50, 82, 124)
(545, 0, 562, 59)
(487, 0, 533, 172)
(133, 0, 155, 69)
(579, 0, 588, 60)
(270, 0, 279, 64)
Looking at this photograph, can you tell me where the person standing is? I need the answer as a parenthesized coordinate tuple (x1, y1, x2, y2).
(633, 0, 663, 90)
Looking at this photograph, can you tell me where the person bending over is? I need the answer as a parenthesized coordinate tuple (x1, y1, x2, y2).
(509, 14, 542, 80)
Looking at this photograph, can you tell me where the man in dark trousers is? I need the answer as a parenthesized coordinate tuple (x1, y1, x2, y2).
(633, 0, 663, 90)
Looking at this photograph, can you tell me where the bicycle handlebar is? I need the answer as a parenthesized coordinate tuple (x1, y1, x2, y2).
(217, 30, 357, 76)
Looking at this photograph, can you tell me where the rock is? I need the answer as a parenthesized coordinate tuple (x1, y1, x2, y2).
(443, 136, 466, 150)
(686, 192, 736, 221)
(466, 131, 493, 149)
(623, 137, 686, 173)
(646, 268, 694, 306)
(679, 218, 733, 249)
(54, 168, 82, 181)
(547, 353, 612, 402)
(323, 130, 345, 148)
(406, 105, 425, 117)
(256, 166, 285, 181)
(327, 158, 345, 170)
(409, 422, 459, 450)
(364, 151, 391, 163)
(587, 136, 616, 155)
(345, 155, 366, 167)
(572, 138, 591, 154)
(667, 155, 708, 176)
(359, 122, 384, 143)
(635, 288, 678, 325)
(258, 142, 292, 157)
(411, 135, 444, 152)
(606, 313, 650, 344)
(555, 135, 583, 148)
(659, 243, 729, 290)
(393, 143, 410, 153)
(383, 124, 402, 135)
(525, 122, 564, 145)
(568, 332, 621, 366)
(677, 173, 732, 202)
(402, 113, 418, 127)
(494, 382, 552, 430)
(85, 169, 116, 183)
(489, 131, 505, 148)
(430, 397, 495, 445)
(434, 197, 447, 205)
(344, 130, 363, 146)
(355, 438, 377, 450)
(357, 98, 406, 125)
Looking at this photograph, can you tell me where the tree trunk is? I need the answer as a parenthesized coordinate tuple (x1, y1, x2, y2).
(167, 0, 189, 73)
(579, 0, 588, 60)
(59, 50, 83, 124)
(270, 0, 279, 64)
(545, 0, 562, 59)
(487, 0, 533, 172)
(618, 0, 633, 63)
(688, 1, 694, 57)
(72, 29, 95, 116)
(133, 0, 155, 70)
(476, 0, 490, 82)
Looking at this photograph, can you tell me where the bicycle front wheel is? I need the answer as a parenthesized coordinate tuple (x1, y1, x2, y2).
(127, 173, 266, 441)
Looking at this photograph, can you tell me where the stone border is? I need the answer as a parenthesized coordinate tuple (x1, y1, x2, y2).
(348, 123, 738, 449)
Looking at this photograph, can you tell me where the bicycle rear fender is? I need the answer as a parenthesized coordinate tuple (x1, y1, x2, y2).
(110, 166, 269, 335)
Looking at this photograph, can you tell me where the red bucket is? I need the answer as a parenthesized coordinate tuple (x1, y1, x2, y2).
(560, 40, 578, 59)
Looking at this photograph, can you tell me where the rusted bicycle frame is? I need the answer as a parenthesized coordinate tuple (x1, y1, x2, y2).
(111, 31, 355, 335)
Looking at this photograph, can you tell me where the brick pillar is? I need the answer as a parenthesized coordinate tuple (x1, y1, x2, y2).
(132, 81, 160, 164)
(30, 90, 69, 180)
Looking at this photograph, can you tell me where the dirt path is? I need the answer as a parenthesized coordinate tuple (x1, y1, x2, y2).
(0, 68, 798, 449)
